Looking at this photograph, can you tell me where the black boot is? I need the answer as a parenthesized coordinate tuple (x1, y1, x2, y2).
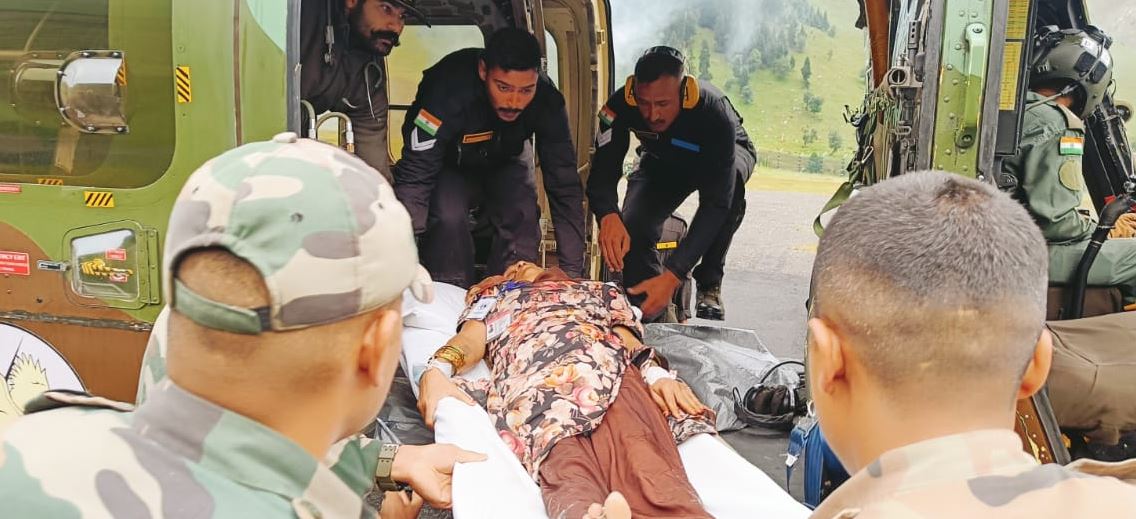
(696, 285, 725, 320)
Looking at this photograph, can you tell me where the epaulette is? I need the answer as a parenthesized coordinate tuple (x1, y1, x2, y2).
(22, 389, 135, 415)
(1054, 102, 1085, 131)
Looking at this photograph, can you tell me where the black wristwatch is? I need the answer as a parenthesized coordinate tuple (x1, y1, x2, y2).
(375, 443, 411, 492)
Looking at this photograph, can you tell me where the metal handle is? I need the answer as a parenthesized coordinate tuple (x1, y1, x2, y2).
(954, 23, 988, 149)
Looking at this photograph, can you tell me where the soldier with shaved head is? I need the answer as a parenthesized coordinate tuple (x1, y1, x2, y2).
(807, 171, 1136, 518)
(0, 133, 483, 518)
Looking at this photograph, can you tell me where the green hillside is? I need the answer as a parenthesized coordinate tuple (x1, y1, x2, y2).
(699, 0, 864, 161)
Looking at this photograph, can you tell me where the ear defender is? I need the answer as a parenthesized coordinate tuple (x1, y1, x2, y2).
(624, 74, 701, 109)
(625, 45, 701, 110)
(680, 75, 700, 109)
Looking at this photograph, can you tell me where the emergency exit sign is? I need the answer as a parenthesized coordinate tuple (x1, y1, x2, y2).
(0, 251, 30, 276)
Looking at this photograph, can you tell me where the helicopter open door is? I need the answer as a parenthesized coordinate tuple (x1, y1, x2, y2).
(852, 0, 1036, 185)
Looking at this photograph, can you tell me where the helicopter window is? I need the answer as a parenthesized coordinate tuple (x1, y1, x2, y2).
(545, 29, 560, 87)
(387, 25, 486, 162)
(0, 0, 175, 188)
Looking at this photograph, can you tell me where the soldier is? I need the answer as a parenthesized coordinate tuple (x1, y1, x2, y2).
(301, 0, 428, 180)
(1002, 26, 1136, 304)
(807, 171, 1136, 518)
(587, 46, 757, 321)
(0, 134, 484, 517)
(393, 28, 586, 288)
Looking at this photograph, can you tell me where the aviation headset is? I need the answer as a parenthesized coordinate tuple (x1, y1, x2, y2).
(624, 46, 701, 110)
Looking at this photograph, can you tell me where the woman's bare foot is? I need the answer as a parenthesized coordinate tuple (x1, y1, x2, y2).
(583, 492, 631, 519)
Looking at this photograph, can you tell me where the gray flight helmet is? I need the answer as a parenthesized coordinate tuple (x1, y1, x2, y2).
(1030, 25, 1115, 120)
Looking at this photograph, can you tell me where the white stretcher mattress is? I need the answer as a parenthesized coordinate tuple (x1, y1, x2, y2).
(401, 284, 809, 518)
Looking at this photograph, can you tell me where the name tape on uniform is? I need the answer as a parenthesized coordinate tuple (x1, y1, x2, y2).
(462, 131, 494, 144)
(671, 138, 701, 153)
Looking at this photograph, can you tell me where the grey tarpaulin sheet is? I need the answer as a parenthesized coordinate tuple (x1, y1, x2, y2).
(645, 323, 800, 432)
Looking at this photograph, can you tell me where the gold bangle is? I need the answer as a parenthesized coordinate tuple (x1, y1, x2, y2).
(431, 344, 466, 372)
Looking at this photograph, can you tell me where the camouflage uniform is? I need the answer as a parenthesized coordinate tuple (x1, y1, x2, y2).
(811, 429, 1136, 518)
(1003, 92, 1136, 303)
(0, 133, 432, 517)
(135, 307, 387, 499)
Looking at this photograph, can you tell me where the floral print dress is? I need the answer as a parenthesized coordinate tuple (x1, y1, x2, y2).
(454, 279, 715, 480)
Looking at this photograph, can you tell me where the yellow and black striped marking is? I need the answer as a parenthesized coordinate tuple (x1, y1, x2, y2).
(656, 241, 678, 250)
(83, 191, 115, 208)
(36, 178, 63, 186)
(116, 60, 127, 87)
(175, 66, 192, 104)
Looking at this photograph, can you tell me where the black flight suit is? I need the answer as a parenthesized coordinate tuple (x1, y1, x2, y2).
(300, 0, 391, 180)
(587, 81, 756, 293)
(392, 49, 586, 287)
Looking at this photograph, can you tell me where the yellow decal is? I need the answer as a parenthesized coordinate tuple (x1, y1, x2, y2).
(462, 131, 494, 144)
(83, 191, 116, 208)
(116, 60, 127, 87)
(36, 178, 63, 186)
(175, 66, 192, 104)
(999, 42, 1023, 111)
(656, 241, 678, 250)
(1006, 0, 1030, 40)
(80, 257, 133, 279)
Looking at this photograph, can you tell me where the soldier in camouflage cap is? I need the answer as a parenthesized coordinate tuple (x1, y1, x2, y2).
(0, 133, 484, 518)
(807, 171, 1136, 518)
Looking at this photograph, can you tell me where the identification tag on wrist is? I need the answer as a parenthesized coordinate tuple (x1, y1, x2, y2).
(466, 297, 497, 320)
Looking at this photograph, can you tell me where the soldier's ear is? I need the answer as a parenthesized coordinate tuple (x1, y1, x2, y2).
(806, 317, 847, 397)
(359, 306, 402, 386)
(1016, 329, 1053, 400)
(478, 59, 488, 82)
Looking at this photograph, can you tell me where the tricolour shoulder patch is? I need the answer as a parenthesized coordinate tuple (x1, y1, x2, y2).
(414, 109, 442, 137)
(599, 105, 617, 126)
(1059, 135, 1084, 156)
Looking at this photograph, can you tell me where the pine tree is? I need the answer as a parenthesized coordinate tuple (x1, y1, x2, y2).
(801, 57, 812, 86)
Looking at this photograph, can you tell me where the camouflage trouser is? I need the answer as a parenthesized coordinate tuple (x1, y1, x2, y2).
(1048, 238, 1136, 305)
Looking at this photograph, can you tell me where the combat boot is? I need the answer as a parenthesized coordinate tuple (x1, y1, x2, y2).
(696, 285, 725, 320)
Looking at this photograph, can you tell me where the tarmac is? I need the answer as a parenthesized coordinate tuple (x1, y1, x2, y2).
(374, 186, 831, 515)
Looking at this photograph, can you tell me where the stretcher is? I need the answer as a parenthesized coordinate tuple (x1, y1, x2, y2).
(401, 283, 809, 518)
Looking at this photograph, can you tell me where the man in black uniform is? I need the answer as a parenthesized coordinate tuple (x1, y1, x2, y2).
(393, 28, 586, 287)
(588, 47, 756, 320)
(300, 0, 427, 180)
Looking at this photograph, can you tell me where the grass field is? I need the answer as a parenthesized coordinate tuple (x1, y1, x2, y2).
(689, 0, 866, 160)
(746, 167, 845, 195)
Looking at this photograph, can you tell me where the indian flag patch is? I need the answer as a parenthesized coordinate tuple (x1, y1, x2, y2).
(599, 105, 616, 126)
(414, 110, 442, 137)
(1059, 136, 1084, 156)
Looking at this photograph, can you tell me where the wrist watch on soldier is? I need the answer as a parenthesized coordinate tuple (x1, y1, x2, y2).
(375, 443, 410, 492)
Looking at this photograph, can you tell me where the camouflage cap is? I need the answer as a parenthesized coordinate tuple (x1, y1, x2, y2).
(164, 132, 432, 334)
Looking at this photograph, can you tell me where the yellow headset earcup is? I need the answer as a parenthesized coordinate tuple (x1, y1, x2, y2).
(624, 76, 637, 107)
(681, 75, 700, 109)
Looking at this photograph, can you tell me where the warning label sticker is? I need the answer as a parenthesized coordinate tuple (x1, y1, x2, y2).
(106, 249, 127, 261)
(0, 251, 31, 276)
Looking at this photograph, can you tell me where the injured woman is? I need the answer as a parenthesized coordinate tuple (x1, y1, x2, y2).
(416, 261, 718, 518)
